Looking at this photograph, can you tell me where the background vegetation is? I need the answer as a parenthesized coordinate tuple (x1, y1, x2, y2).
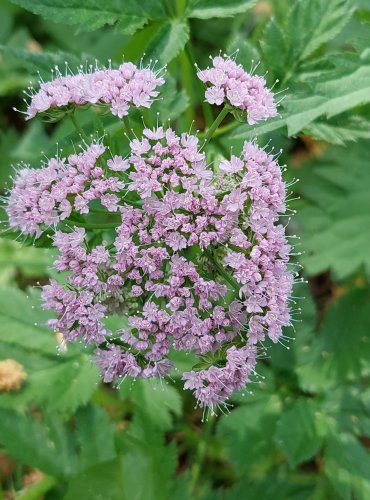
(0, 0, 369, 498)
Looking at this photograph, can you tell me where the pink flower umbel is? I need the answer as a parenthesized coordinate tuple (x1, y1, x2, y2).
(25, 62, 164, 119)
(197, 55, 277, 124)
(6, 55, 296, 415)
(6, 142, 123, 236)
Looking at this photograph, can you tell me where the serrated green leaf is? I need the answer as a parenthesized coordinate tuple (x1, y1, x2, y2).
(230, 51, 370, 139)
(285, 52, 370, 135)
(315, 288, 370, 378)
(260, 19, 288, 83)
(75, 405, 116, 469)
(0, 408, 77, 478)
(0, 45, 82, 80)
(303, 115, 370, 145)
(297, 142, 370, 277)
(187, 0, 257, 19)
(224, 474, 316, 500)
(66, 411, 178, 500)
(275, 399, 325, 467)
(217, 394, 282, 474)
(64, 459, 126, 500)
(0, 287, 57, 354)
(353, 0, 370, 8)
(296, 288, 370, 391)
(65, 448, 178, 500)
(260, 0, 352, 83)
(144, 19, 189, 65)
(33, 357, 100, 413)
(0, 128, 18, 188)
(324, 385, 370, 438)
(11, 120, 50, 163)
(10, 0, 155, 34)
(227, 35, 262, 73)
(325, 433, 370, 500)
(120, 412, 178, 500)
(286, 0, 352, 63)
(0, 240, 53, 280)
(120, 379, 182, 430)
(151, 74, 189, 121)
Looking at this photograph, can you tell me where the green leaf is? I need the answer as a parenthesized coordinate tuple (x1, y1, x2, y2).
(224, 474, 316, 500)
(75, 405, 116, 469)
(120, 379, 182, 430)
(303, 114, 370, 145)
(285, 51, 370, 135)
(325, 433, 370, 500)
(275, 399, 325, 467)
(9, 120, 50, 163)
(260, 0, 352, 83)
(0, 45, 82, 80)
(315, 288, 370, 379)
(296, 288, 370, 391)
(227, 34, 263, 74)
(217, 394, 282, 475)
(0, 408, 77, 478)
(144, 19, 190, 65)
(187, 0, 257, 19)
(66, 412, 178, 500)
(297, 142, 370, 277)
(120, 412, 178, 500)
(64, 459, 126, 500)
(285, 0, 352, 63)
(9, 0, 165, 34)
(260, 19, 288, 83)
(324, 385, 370, 438)
(151, 74, 189, 121)
(33, 357, 100, 414)
(0, 287, 57, 354)
(267, 283, 317, 376)
(353, 0, 370, 9)
(230, 51, 370, 139)
(0, 337, 98, 415)
(0, 241, 53, 279)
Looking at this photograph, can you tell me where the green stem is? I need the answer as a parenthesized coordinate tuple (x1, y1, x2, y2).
(123, 115, 135, 140)
(204, 249, 240, 292)
(17, 476, 57, 500)
(198, 115, 240, 140)
(185, 44, 213, 128)
(69, 111, 88, 140)
(200, 106, 230, 150)
(64, 219, 119, 230)
(180, 49, 195, 130)
(164, 0, 176, 16)
(191, 416, 214, 497)
(175, 0, 187, 16)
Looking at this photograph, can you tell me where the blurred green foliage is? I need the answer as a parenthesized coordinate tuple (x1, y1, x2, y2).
(0, 0, 369, 498)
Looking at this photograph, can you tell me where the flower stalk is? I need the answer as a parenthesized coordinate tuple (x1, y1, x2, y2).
(200, 105, 230, 150)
